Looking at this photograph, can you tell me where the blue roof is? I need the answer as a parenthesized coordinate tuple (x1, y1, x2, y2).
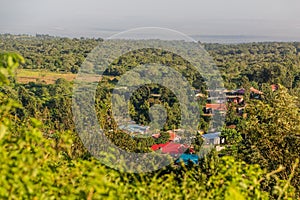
(176, 154, 199, 165)
(202, 132, 221, 139)
(119, 124, 149, 133)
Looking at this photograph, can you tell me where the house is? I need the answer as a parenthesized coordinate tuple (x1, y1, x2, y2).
(195, 93, 206, 98)
(250, 87, 263, 95)
(202, 132, 224, 145)
(203, 103, 227, 116)
(119, 124, 150, 134)
(151, 142, 189, 154)
(271, 84, 279, 91)
(151, 142, 170, 151)
(175, 154, 199, 165)
(152, 131, 181, 142)
(151, 133, 161, 139)
(205, 104, 227, 111)
(161, 143, 188, 154)
(226, 87, 262, 96)
(227, 124, 237, 129)
(151, 94, 161, 98)
(168, 131, 181, 142)
(236, 88, 246, 95)
(227, 95, 244, 105)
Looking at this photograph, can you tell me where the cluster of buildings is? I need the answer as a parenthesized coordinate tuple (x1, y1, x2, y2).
(200, 86, 268, 116)
(149, 85, 279, 164)
(149, 130, 226, 165)
(119, 85, 278, 165)
(201, 85, 279, 117)
(150, 134, 198, 165)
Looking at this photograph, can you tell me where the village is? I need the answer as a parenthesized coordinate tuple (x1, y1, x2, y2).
(118, 85, 278, 165)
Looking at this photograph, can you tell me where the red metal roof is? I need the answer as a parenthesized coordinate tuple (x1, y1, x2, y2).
(151, 143, 189, 154)
(205, 104, 227, 111)
(271, 84, 279, 91)
(161, 143, 188, 154)
(151, 142, 170, 151)
(250, 87, 263, 94)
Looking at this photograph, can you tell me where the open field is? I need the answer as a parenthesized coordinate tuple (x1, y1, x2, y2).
(15, 69, 103, 84)
(16, 69, 76, 84)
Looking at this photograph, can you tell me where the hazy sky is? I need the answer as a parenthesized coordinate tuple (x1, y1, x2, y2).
(1, 0, 300, 41)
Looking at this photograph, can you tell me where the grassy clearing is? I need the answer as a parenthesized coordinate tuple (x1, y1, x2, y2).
(15, 69, 103, 84)
(16, 69, 76, 84)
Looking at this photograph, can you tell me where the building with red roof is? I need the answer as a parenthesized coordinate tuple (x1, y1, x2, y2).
(151, 142, 170, 151)
(152, 131, 181, 142)
(250, 87, 263, 95)
(203, 103, 227, 116)
(151, 142, 189, 154)
(271, 84, 279, 91)
(161, 143, 188, 154)
(205, 103, 227, 111)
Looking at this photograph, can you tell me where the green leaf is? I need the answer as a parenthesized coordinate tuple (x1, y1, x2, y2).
(0, 124, 7, 141)
(225, 186, 245, 200)
(7, 56, 13, 67)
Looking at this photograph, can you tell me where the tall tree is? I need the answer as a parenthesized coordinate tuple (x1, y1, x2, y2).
(238, 85, 300, 195)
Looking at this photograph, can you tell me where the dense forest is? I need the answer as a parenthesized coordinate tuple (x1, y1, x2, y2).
(0, 34, 300, 199)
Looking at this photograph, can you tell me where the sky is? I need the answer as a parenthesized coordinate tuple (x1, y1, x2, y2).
(1, 0, 300, 42)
